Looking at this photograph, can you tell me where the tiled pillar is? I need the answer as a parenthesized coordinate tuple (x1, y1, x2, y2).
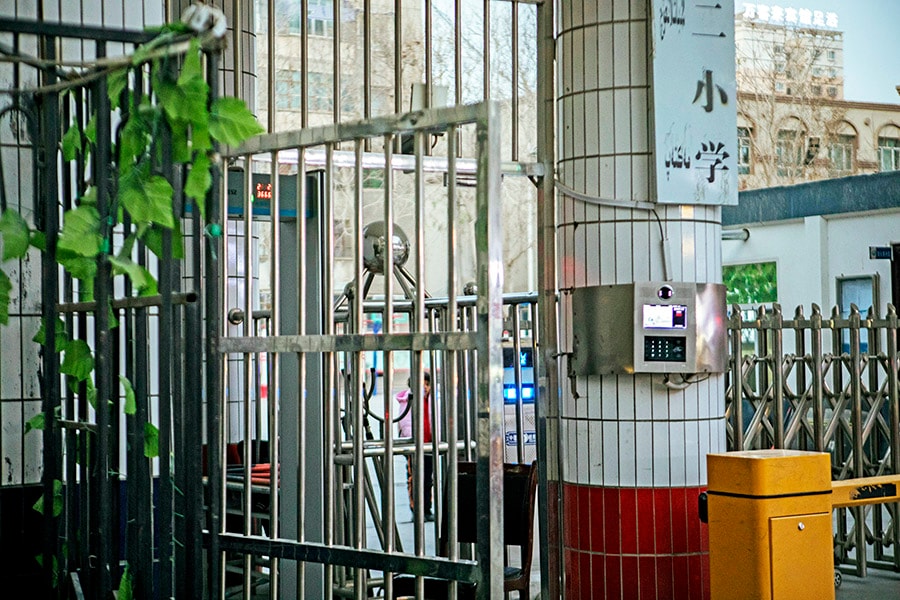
(555, 2, 726, 598)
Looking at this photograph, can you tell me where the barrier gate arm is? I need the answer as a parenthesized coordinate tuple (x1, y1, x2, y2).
(832, 474, 900, 508)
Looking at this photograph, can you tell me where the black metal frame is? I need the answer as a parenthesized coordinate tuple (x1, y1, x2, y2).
(0, 17, 216, 599)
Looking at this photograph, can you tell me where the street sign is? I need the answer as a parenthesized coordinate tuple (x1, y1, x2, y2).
(869, 246, 893, 260)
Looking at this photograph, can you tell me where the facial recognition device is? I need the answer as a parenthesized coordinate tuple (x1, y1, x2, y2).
(571, 281, 727, 375)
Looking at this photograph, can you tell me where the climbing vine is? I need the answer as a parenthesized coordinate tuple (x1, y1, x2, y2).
(0, 12, 263, 594)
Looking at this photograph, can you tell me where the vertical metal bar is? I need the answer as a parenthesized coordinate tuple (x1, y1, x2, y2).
(268, 0, 276, 133)
(157, 120, 176, 600)
(269, 150, 282, 595)
(241, 156, 255, 598)
(302, 0, 309, 128)
(454, 0, 462, 108)
(535, 0, 559, 594)
(446, 126, 460, 599)
(134, 243, 154, 600)
(186, 179, 205, 596)
(887, 304, 900, 570)
(171, 173, 186, 600)
(323, 143, 337, 595)
(413, 130, 427, 591)
(232, 0, 243, 99)
(511, 0, 519, 160)
(425, 0, 433, 114)
(59, 77, 77, 587)
(364, 0, 371, 124)
(512, 307, 525, 463)
(482, 0, 490, 101)
(394, 0, 403, 118)
(381, 136, 396, 598)
(352, 138, 367, 599)
(770, 305, 785, 448)
(204, 49, 225, 600)
(93, 41, 116, 597)
(793, 306, 807, 449)
(848, 305, 867, 577)
(729, 307, 744, 450)
(474, 101, 504, 600)
(296, 147, 309, 598)
(333, 0, 342, 123)
(38, 30, 62, 599)
(811, 304, 825, 451)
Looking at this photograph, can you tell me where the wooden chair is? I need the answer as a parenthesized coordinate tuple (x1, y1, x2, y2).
(393, 460, 539, 599)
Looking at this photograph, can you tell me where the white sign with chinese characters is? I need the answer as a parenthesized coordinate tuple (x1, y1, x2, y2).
(740, 3, 839, 29)
(652, 0, 738, 205)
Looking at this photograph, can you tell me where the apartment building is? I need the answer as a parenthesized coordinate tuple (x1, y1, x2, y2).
(734, 3, 900, 189)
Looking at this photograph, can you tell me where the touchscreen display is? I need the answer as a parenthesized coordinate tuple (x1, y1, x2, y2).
(643, 304, 687, 329)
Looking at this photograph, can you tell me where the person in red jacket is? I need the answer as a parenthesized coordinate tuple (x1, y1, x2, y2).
(395, 371, 434, 522)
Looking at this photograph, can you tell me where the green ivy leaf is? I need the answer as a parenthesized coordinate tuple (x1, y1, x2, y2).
(119, 108, 153, 176)
(61, 123, 82, 161)
(25, 412, 44, 434)
(85, 378, 97, 409)
(32, 479, 64, 518)
(170, 119, 191, 164)
(30, 231, 46, 252)
(61, 339, 94, 383)
(144, 422, 159, 458)
(79, 186, 98, 207)
(108, 69, 128, 110)
(57, 205, 102, 281)
(209, 97, 264, 147)
(192, 118, 211, 153)
(118, 564, 133, 600)
(155, 40, 209, 127)
(119, 165, 175, 229)
(0, 209, 30, 261)
(84, 114, 98, 145)
(33, 317, 69, 353)
(59, 205, 102, 258)
(184, 152, 211, 218)
(140, 223, 184, 260)
(120, 375, 137, 416)
(0, 269, 11, 326)
(109, 255, 158, 297)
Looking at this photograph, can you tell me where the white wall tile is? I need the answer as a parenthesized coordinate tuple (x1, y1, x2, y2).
(577, 419, 591, 484)
(669, 420, 686, 486)
(684, 419, 701, 486)
(601, 374, 618, 420)
(589, 419, 604, 483)
(635, 421, 654, 486)
(602, 420, 619, 485)
(618, 420, 637, 486)
(614, 89, 633, 153)
(653, 421, 671, 487)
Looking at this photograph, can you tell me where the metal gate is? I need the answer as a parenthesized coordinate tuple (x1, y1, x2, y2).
(213, 102, 509, 599)
(726, 302, 900, 577)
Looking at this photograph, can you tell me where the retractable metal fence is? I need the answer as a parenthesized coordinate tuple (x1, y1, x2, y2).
(726, 302, 900, 577)
(215, 101, 507, 600)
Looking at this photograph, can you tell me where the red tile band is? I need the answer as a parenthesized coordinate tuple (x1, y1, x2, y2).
(561, 483, 710, 600)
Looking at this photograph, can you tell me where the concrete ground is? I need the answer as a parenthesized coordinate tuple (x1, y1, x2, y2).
(836, 567, 900, 600)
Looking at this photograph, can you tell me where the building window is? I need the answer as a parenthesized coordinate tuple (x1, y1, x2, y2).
(879, 137, 900, 171)
(275, 70, 333, 112)
(827, 49, 836, 62)
(737, 127, 752, 175)
(275, 70, 301, 110)
(811, 85, 822, 96)
(279, 0, 334, 37)
(776, 129, 803, 176)
(829, 134, 854, 174)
